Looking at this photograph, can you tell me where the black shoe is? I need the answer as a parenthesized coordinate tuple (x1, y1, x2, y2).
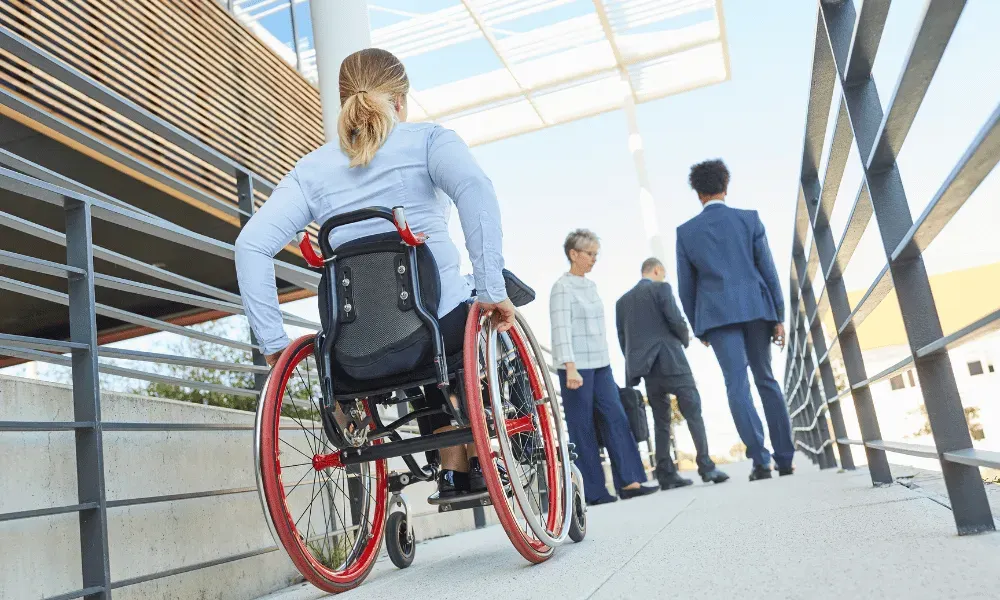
(620, 483, 659, 499)
(436, 469, 470, 498)
(748, 465, 773, 481)
(700, 469, 731, 484)
(776, 465, 795, 477)
(658, 473, 694, 490)
(586, 495, 618, 506)
(468, 457, 487, 493)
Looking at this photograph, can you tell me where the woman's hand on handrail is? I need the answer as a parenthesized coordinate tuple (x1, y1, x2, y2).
(480, 298, 517, 333)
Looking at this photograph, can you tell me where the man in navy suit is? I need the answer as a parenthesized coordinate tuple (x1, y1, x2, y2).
(676, 159, 795, 481)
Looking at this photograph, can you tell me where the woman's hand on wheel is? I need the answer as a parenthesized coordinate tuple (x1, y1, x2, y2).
(480, 297, 517, 332)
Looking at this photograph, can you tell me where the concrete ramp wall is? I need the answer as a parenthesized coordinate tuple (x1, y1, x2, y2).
(0, 375, 487, 599)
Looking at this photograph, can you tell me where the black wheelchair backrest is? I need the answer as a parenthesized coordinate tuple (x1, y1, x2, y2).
(319, 231, 441, 382)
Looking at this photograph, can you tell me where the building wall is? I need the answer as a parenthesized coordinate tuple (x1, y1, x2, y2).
(0, 375, 490, 600)
(833, 332, 1000, 472)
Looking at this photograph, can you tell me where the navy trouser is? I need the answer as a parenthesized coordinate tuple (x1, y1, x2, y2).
(559, 366, 647, 501)
(704, 320, 795, 469)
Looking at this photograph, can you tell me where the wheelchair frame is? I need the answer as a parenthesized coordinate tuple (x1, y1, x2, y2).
(254, 205, 585, 592)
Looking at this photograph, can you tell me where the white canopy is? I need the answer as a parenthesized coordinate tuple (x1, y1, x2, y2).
(229, 0, 730, 146)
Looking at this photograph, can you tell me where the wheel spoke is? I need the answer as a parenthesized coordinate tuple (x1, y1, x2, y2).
(280, 437, 315, 462)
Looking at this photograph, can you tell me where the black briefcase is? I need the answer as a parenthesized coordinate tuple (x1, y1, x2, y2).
(594, 387, 650, 448)
(618, 387, 650, 443)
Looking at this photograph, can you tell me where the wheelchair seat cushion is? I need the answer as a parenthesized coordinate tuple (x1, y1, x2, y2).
(332, 348, 465, 398)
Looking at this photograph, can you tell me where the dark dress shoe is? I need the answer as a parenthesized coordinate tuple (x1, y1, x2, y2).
(659, 473, 694, 490)
(776, 465, 795, 477)
(700, 469, 731, 484)
(436, 469, 470, 498)
(748, 465, 773, 481)
(468, 457, 487, 492)
(586, 495, 618, 506)
(620, 483, 659, 499)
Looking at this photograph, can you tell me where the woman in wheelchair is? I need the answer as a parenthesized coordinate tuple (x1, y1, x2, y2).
(237, 48, 583, 593)
(236, 48, 516, 500)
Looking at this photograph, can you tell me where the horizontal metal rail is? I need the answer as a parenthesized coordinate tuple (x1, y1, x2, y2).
(0, 165, 317, 291)
(852, 356, 914, 390)
(0, 421, 95, 431)
(943, 448, 1000, 470)
(0, 207, 314, 326)
(44, 586, 107, 600)
(106, 487, 257, 509)
(0, 502, 99, 523)
(98, 347, 270, 374)
(0, 333, 88, 353)
(795, 438, 834, 455)
(0, 345, 258, 397)
(0, 249, 85, 278)
(864, 440, 938, 460)
(829, 441, 1000, 470)
(0, 277, 255, 351)
(109, 546, 280, 590)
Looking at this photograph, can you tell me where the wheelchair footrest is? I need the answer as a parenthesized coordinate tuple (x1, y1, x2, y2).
(427, 490, 491, 512)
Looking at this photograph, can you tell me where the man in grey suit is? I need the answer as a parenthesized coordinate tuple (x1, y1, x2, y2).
(676, 158, 794, 482)
(616, 258, 730, 489)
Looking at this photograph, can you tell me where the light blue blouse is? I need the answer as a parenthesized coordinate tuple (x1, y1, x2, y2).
(235, 122, 507, 355)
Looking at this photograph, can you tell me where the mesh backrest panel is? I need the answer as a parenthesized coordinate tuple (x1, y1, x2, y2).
(334, 250, 425, 359)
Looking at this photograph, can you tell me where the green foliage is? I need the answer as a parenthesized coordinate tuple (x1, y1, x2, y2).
(134, 321, 258, 411)
(909, 405, 985, 441)
(133, 320, 319, 420)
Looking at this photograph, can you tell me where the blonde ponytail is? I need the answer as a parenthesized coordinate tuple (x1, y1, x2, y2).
(337, 49, 410, 168)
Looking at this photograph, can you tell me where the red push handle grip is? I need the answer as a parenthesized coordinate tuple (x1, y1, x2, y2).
(392, 206, 427, 246)
(296, 231, 324, 268)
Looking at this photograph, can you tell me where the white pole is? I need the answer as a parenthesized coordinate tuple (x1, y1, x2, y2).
(621, 74, 673, 279)
(309, 0, 372, 141)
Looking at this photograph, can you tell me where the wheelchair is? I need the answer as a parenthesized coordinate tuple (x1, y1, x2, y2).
(254, 206, 587, 593)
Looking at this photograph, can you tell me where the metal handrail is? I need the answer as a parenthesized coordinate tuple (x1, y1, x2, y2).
(783, 0, 997, 536)
(0, 11, 332, 597)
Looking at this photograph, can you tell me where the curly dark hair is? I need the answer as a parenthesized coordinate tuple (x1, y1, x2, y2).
(688, 159, 730, 197)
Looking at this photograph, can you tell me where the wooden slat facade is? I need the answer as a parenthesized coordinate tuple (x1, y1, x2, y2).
(0, 0, 325, 225)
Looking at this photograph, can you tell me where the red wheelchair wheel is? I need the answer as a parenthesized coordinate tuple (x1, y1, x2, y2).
(464, 305, 569, 563)
(256, 334, 387, 593)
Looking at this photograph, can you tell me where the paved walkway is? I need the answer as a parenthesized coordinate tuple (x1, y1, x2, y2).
(260, 464, 1000, 600)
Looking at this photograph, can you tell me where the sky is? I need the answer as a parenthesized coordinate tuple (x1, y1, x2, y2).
(276, 0, 1000, 454)
(7, 0, 1000, 457)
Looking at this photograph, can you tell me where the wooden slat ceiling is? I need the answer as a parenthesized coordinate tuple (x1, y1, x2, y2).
(0, 0, 326, 224)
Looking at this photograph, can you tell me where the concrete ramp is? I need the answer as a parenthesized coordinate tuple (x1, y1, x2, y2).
(261, 464, 1000, 600)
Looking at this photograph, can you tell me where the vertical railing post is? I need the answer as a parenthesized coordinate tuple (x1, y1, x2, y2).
(802, 181, 892, 482)
(867, 167, 994, 534)
(809, 376, 837, 469)
(237, 172, 268, 392)
(65, 197, 111, 600)
(817, 0, 992, 534)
